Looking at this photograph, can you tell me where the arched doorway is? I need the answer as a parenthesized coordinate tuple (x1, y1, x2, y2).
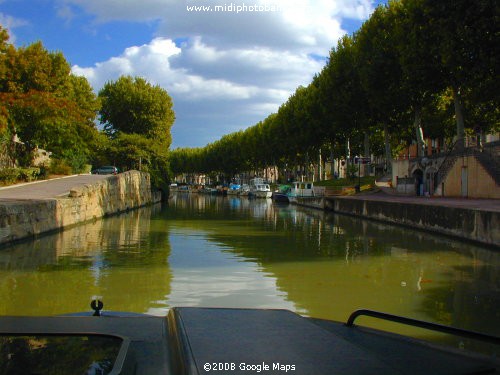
(412, 169, 423, 196)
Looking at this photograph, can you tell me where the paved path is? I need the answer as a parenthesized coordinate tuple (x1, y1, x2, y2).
(337, 188, 500, 212)
(0, 175, 111, 200)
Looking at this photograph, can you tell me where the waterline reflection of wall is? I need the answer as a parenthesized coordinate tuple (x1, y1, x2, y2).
(0, 204, 172, 316)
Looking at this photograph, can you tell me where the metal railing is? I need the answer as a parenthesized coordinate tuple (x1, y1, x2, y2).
(346, 309, 500, 345)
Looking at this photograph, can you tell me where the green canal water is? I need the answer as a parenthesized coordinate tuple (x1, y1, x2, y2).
(0, 194, 498, 351)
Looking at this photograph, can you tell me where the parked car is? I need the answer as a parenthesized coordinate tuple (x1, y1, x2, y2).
(91, 166, 118, 175)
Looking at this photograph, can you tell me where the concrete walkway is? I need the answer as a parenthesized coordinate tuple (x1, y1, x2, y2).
(0, 174, 111, 200)
(348, 188, 500, 213)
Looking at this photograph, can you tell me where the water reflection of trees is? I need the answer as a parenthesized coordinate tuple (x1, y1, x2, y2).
(167, 195, 499, 340)
(0, 204, 172, 315)
(419, 249, 500, 333)
(168, 194, 498, 264)
(0, 335, 121, 374)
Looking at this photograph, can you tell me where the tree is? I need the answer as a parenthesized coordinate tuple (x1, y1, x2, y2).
(0, 29, 99, 168)
(1, 41, 71, 95)
(99, 76, 175, 148)
(355, 4, 409, 171)
(391, 0, 445, 156)
(318, 35, 371, 173)
(422, 0, 499, 147)
(0, 27, 12, 164)
(98, 76, 175, 192)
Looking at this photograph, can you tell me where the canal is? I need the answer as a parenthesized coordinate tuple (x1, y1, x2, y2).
(0, 194, 498, 352)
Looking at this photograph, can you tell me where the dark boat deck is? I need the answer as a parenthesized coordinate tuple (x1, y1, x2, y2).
(0, 308, 498, 374)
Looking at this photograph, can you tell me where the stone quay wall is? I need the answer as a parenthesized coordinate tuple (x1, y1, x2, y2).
(0, 171, 162, 246)
(323, 197, 499, 248)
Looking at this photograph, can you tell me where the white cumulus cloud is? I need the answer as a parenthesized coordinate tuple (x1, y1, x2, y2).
(67, 0, 378, 147)
(0, 13, 28, 43)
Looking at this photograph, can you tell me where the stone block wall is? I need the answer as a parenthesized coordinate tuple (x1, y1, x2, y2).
(0, 170, 162, 246)
(324, 197, 499, 247)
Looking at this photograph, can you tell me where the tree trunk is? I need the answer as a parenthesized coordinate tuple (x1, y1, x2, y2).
(330, 142, 336, 179)
(318, 150, 322, 182)
(453, 86, 465, 149)
(304, 153, 309, 181)
(363, 131, 370, 177)
(383, 124, 391, 173)
(346, 138, 351, 179)
(414, 106, 425, 157)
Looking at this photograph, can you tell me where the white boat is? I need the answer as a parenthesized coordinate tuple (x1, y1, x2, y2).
(288, 181, 315, 203)
(249, 178, 272, 198)
(289, 181, 315, 197)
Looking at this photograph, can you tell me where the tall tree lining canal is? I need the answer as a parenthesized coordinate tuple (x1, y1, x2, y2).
(0, 194, 498, 352)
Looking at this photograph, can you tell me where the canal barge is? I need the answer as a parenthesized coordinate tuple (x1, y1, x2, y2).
(249, 178, 272, 198)
(0, 303, 498, 374)
(287, 181, 316, 203)
(271, 184, 291, 202)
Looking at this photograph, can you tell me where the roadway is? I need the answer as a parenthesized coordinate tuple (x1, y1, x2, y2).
(0, 174, 111, 200)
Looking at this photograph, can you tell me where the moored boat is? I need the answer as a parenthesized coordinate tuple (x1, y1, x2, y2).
(288, 181, 315, 203)
(239, 184, 250, 196)
(200, 186, 218, 194)
(272, 184, 291, 202)
(249, 178, 272, 198)
(227, 183, 241, 195)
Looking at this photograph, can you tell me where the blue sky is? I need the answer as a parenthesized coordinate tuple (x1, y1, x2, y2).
(1, 0, 387, 148)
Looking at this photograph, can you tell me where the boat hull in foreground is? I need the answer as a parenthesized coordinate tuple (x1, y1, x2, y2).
(0, 307, 498, 374)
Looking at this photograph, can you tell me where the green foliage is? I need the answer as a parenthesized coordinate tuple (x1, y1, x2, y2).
(0, 168, 20, 185)
(0, 27, 100, 167)
(346, 164, 359, 179)
(98, 76, 175, 148)
(0, 41, 71, 94)
(0, 167, 41, 185)
(17, 167, 41, 181)
(97, 76, 175, 190)
(147, 151, 171, 193)
(49, 158, 72, 175)
(62, 149, 89, 174)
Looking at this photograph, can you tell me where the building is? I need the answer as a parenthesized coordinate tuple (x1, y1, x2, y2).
(392, 135, 500, 199)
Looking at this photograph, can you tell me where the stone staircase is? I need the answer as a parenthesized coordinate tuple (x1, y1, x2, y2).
(435, 150, 458, 190)
(474, 142, 500, 185)
(434, 141, 500, 192)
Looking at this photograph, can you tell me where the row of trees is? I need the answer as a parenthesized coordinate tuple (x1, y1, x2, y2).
(170, 0, 498, 179)
(0, 27, 175, 190)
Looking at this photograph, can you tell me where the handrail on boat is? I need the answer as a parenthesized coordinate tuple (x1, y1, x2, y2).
(346, 309, 500, 345)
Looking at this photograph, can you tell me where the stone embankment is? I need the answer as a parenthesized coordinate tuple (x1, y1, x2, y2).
(322, 196, 499, 248)
(292, 194, 499, 248)
(0, 170, 161, 246)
